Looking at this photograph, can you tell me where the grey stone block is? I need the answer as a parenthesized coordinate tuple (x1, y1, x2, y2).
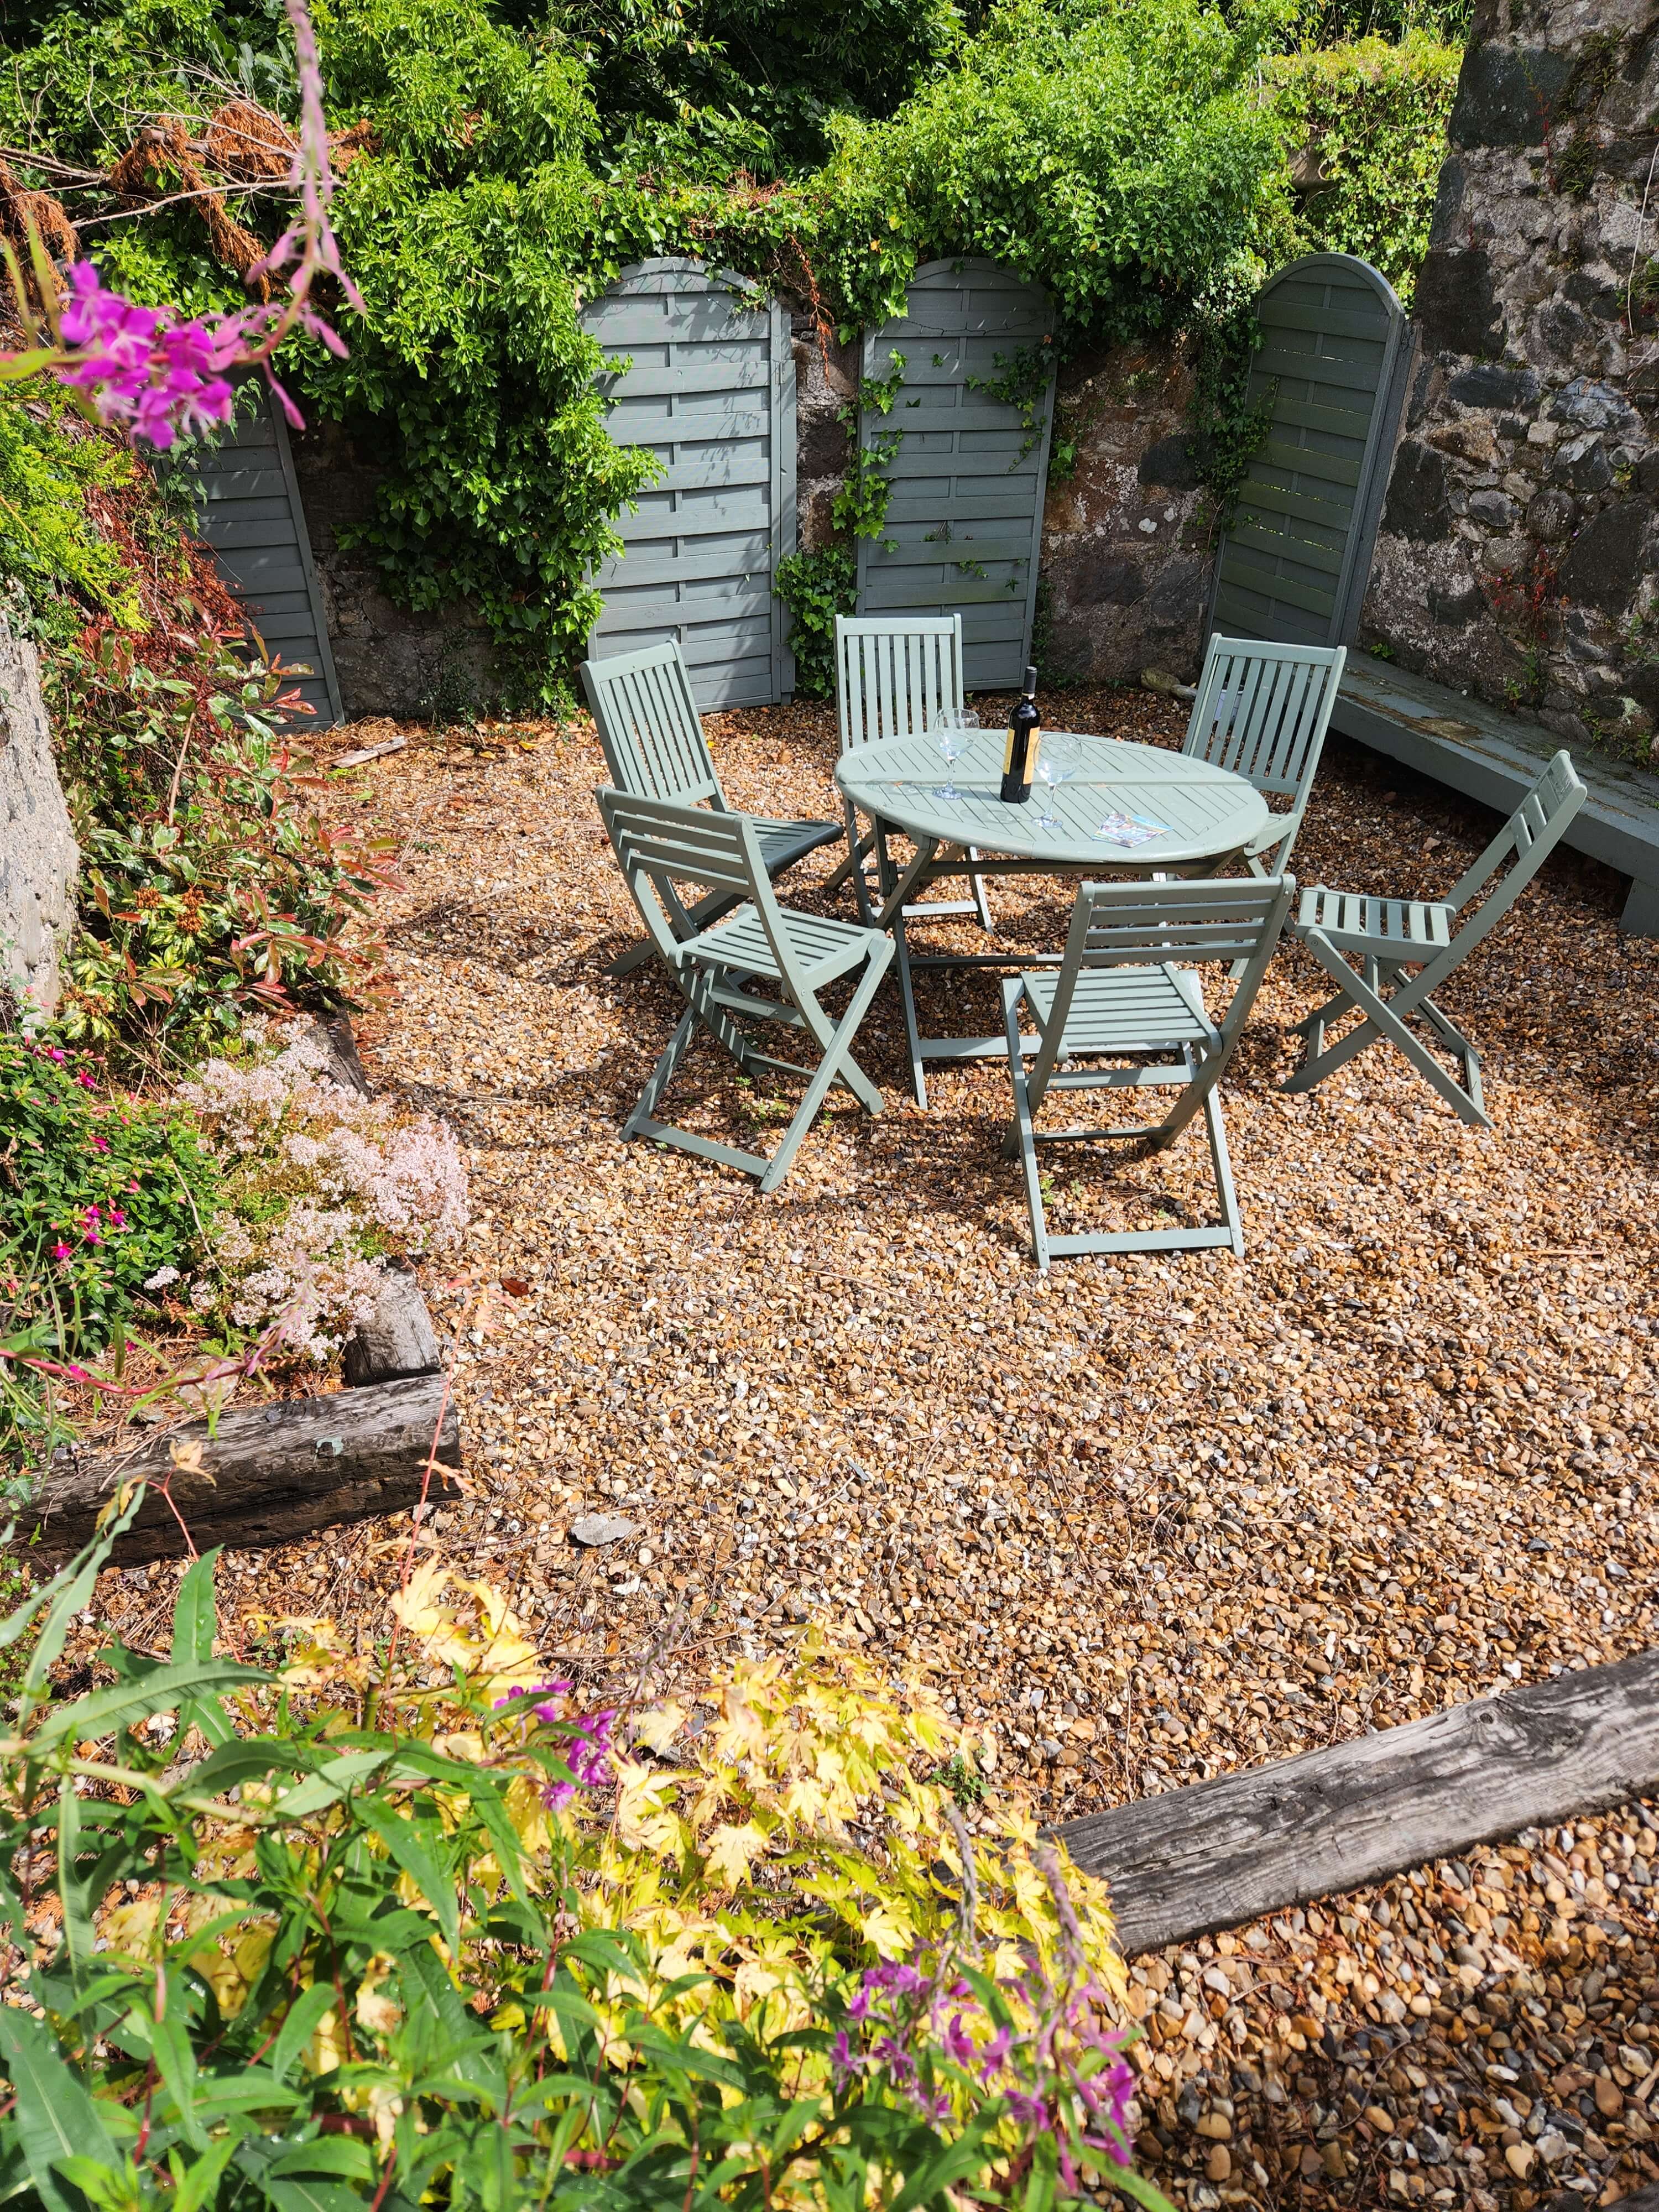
(0, 614, 77, 1020)
(341, 1266, 442, 1387)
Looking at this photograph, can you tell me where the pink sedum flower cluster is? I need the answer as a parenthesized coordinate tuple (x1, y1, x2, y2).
(178, 1018, 469, 1363)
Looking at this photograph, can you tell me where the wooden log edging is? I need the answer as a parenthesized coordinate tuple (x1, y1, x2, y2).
(1055, 1650, 1659, 1958)
(30, 1371, 463, 1566)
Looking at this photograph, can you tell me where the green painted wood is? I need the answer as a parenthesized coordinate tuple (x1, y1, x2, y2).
(1208, 254, 1412, 653)
(581, 639, 843, 978)
(854, 259, 1055, 691)
(1004, 877, 1295, 1267)
(581, 259, 796, 709)
(1183, 637, 1346, 875)
(176, 382, 343, 727)
(1331, 656, 1659, 935)
(1284, 749, 1587, 1124)
(596, 787, 893, 1190)
(833, 613, 995, 929)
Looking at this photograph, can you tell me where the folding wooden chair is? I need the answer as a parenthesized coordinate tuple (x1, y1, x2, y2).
(1281, 749, 1586, 1128)
(581, 641, 844, 978)
(835, 614, 994, 931)
(1002, 877, 1295, 1268)
(597, 787, 893, 1192)
(1183, 637, 1346, 877)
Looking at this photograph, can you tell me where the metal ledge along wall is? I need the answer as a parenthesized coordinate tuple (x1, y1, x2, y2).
(581, 259, 797, 709)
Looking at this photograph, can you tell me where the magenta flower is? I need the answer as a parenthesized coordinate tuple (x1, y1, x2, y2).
(51, 1242, 72, 1262)
(54, 263, 237, 450)
(75, 1071, 96, 1089)
(44, 1047, 66, 1062)
(106, 1207, 127, 1228)
(941, 2011, 976, 2068)
(91, 1134, 109, 1152)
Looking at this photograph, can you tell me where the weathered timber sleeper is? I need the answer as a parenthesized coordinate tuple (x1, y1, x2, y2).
(28, 1372, 463, 1566)
(1055, 1648, 1659, 1957)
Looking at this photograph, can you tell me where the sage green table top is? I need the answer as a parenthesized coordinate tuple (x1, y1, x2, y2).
(834, 729, 1271, 873)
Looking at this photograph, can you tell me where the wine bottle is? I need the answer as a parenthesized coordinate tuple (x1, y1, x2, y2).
(1000, 666, 1041, 804)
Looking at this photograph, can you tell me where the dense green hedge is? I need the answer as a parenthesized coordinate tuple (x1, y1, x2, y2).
(1274, 32, 1463, 310)
(1, 0, 1459, 703)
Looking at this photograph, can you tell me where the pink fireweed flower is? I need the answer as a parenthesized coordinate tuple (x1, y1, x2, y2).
(494, 1678, 574, 1723)
(542, 1708, 617, 1810)
(17, 0, 361, 448)
(941, 2011, 976, 2068)
(494, 1683, 617, 1809)
(54, 264, 237, 450)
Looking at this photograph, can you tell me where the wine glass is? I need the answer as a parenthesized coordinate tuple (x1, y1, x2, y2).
(932, 707, 979, 800)
(1033, 731, 1079, 832)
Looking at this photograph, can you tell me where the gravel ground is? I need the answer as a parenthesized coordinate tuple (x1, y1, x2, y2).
(88, 686, 1659, 2206)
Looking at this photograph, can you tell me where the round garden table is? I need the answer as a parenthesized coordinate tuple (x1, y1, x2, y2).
(834, 728, 1271, 1105)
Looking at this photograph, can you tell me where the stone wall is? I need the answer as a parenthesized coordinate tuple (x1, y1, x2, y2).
(792, 317, 858, 551)
(0, 612, 78, 1020)
(1360, 0, 1659, 752)
(289, 420, 495, 722)
(1039, 337, 1214, 684)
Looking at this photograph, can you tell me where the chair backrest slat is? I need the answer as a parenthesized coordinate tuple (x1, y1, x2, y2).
(582, 643, 722, 806)
(1077, 881, 1291, 968)
(1184, 635, 1344, 800)
(836, 614, 963, 754)
(1436, 749, 1587, 962)
(1037, 877, 1293, 1073)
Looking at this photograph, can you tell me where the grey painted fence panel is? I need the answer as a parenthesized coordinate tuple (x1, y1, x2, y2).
(183, 381, 343, 728)
(855, 258, 1055, 692)
(581, 259, 795, 708)
(1207, 253, 1411, 653)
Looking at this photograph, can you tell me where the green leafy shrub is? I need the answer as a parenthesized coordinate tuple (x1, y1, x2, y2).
(0, 1032, 216, 1358)
(0, 388, 142, 643)
(1272, 34, 1462, 310)
(50, 628, 395, 1055)
(0, 1031, 215, 1486)
(809, 0, 1293, 340)
(774, 542, 858, 700)
(0, 1520, 1168, 2210)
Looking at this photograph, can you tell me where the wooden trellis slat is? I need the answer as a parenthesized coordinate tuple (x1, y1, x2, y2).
(1207, 252, 1412, 652)
(854, 258, 1055, 692)
(181, 382, 343, 728)
(581, 259, 796, 709)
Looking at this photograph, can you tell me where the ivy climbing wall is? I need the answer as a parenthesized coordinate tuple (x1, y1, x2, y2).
(1360, 0, 1659, 756)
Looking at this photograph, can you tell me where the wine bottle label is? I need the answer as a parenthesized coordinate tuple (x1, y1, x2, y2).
(1004, 723, 1019, 775)
(1028, 727, 1041, 782)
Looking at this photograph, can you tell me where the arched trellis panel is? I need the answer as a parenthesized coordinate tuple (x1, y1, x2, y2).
(855, 259, 1056, 692)
(581, 259, 796, 709)
(173, 381, 343, 728)
(1206, 253, 1412, 650)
